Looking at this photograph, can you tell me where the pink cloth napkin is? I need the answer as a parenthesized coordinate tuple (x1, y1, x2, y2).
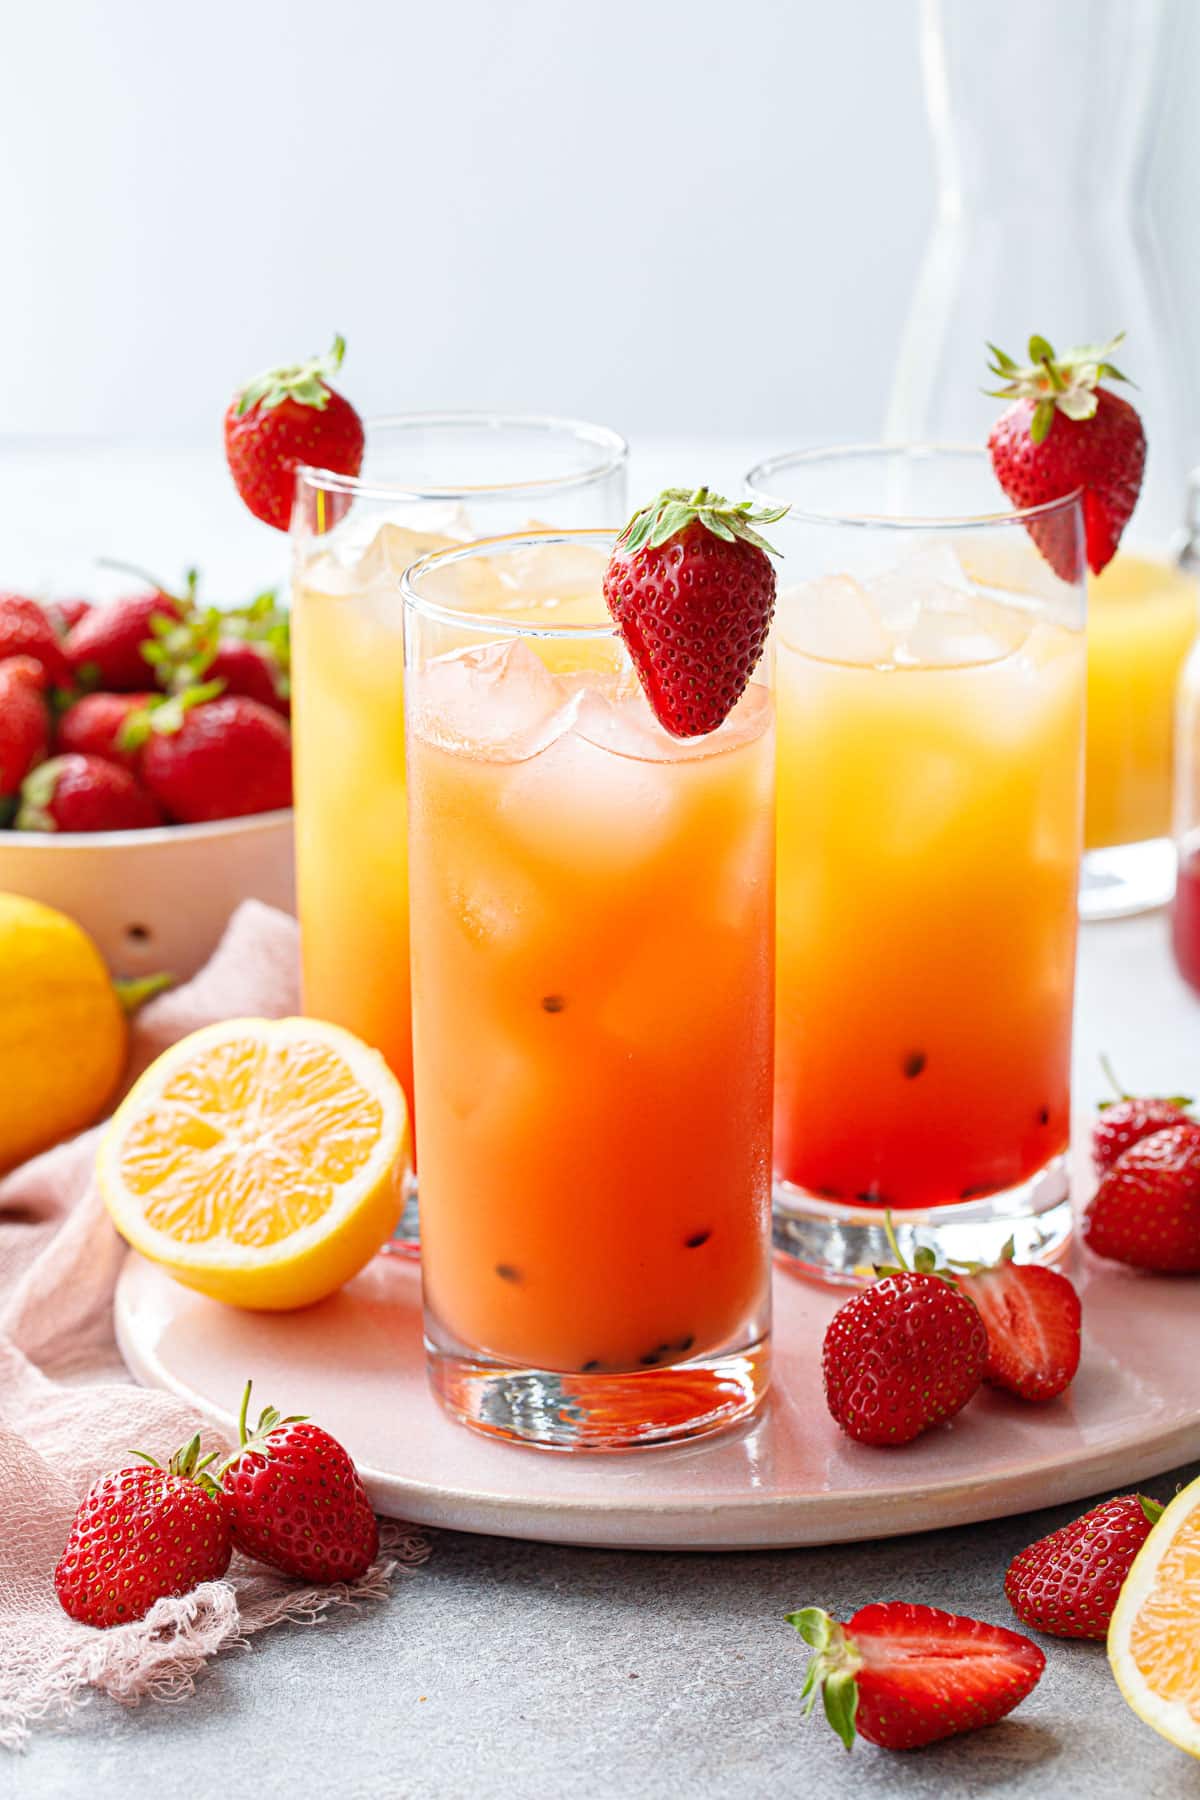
(0, 900, 429, 1751)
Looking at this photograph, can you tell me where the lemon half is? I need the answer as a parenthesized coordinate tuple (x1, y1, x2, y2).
(99, 1016, 409, 1310)
(1109, 1471, 1200, 1758)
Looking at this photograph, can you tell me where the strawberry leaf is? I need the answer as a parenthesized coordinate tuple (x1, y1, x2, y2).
(986, 331, 1135, 438)
(822, 1671, 859, 1752)
(786, 1609, 862, 1751)
(1030, 400, 1056, 445)
(1055, 388, 1099, 423)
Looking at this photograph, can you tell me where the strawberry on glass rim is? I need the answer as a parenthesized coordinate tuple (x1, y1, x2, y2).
(985, 332, 1146, 579)
(225, 335, 365, 533)
(602, 486, 787, 738)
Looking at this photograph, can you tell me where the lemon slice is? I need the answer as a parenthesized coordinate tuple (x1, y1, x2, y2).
(1109, 1472, 1200, 1757)
(99, 1017, 409, 1311)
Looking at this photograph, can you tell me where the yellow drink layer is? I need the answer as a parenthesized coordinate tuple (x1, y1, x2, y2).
(1085, 552, 1198, 849)
(292, 515, 609, 1127)
(774, 548, 1085, 1210)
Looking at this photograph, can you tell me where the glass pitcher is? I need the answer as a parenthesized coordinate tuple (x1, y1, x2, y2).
(887, 0, 1198, 919)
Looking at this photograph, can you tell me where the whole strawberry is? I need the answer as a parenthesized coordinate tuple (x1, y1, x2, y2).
(0, 657, 49, 797)
(147, 606, 290, 717)
(225, 335, 365, 532)
(219, 1383, 378, 1583)
(56, 690, 159, 771)
(0, 592, 72, 686)
(54, 1434, 232, 1628)
(952, 1243, 1081, 1403)
(822, 1232, 987, 1446)
(986, 333, 1145, 578)
(1092, 1058, 1193, 1173)
(199, 639, 288, 715)
(65, 589, 184, 691)
(788, 1602, 1045, 1750)
(602, 486, 787, 738)
(132, 692, 292, 823)
(1005, 1493, 1163, 1639)
(18, 753, 162, 833)
(1083, 1122, 1200, 1271)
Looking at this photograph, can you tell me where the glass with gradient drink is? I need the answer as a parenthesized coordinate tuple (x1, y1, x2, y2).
(403, 531, 775, 1447)
(745, 447, 1086, 1279)
(290, 416, 627, 1249)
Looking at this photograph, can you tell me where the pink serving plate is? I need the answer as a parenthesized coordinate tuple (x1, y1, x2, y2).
(115, 1240, 1200, 1552)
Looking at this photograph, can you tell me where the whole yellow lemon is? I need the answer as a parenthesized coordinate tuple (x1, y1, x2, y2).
(0, 893, 130, 1172)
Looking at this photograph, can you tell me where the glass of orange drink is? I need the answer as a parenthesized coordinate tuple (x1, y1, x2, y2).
(401, 530, 775, 1448)
(290, 417, 627, 1253)
(745, 447, 1087, 1279)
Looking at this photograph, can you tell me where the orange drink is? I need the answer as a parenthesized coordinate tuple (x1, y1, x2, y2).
(746, 447, 1086, 1278)
(290, 415, 627, 1254)
(403, 532, 775, 1448)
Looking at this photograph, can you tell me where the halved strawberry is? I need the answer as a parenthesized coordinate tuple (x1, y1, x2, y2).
(788, 1602, 1045, 1751)
(953, 1244, 1081, 1403)
(602, 487, 786, 738)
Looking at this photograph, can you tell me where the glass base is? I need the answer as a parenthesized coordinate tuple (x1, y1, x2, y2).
(378, 1176, 421, 1260)
(772, 1154, 1071, 1284)
(1080, 837, 1176, 921)
(427, 1332, 770, 1451)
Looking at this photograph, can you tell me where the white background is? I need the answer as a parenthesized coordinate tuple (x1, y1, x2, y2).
(1, 0, 1198, 456)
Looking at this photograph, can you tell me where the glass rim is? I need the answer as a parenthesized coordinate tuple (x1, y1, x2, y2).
(400, 527, 619, 641)
(294, 411, 629, 503)
(744, 442, 1084, 532)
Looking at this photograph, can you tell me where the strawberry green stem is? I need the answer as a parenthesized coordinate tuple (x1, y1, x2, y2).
(786, 1609, 863, 1751)
(217, 1378, 308, 1477)
(1099, 1053, 1128, 1101)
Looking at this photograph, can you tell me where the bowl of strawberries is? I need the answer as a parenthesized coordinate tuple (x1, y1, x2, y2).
(0, 576, 294, 980)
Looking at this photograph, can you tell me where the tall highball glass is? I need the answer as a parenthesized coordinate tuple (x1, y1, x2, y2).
(403, 530, 775, 1448)
(745, 447, 1086, 1279)
(290, 416, 627, 1250)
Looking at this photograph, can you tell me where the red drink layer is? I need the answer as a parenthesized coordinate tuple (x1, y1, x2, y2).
(1172, 839, 1200, 997)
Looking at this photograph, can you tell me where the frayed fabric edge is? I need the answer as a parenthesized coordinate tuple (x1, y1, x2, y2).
(1, 1522, 431, 1752)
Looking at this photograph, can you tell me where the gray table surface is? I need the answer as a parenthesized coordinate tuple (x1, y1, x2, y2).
(14, 1460, 1200, 1800)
